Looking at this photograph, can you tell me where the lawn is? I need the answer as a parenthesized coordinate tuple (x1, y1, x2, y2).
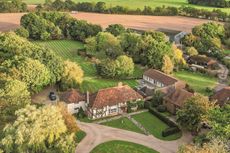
(90, 140, 159, 153)
(23, 0, 230, 13)
(132, 112, 182, 141)
(101, 117, 144, 134)
(173, 70, 218, 95)
(34, 40, 143, 93)
(75, 130, 86, 143)
(224, 50, 230, 56)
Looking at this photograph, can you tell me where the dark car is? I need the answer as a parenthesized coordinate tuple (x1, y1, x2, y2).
(49, 92, 57, 101)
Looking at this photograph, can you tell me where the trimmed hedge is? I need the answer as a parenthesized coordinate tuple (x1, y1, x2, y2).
(162, 127, 180, 137)
(148, 106, 181, 137)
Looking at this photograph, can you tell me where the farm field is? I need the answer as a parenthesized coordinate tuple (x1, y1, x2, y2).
(23, 0, 230, 13)
(101, 117, 144, 134)
(173, 70, 218, 95)
(0, 12, 214, 33)
(34, 40, 143, 93)
(131, 112, 182, 141)
(90, 140, 159, 153)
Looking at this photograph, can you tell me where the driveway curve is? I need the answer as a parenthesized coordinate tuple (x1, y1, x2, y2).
(75, 122, 192, 153)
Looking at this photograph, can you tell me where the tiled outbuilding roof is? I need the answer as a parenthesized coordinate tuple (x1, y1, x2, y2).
(89, 85, 143, 109)
(211, 87, 230, 106)
(60, 89, 85, 104)
(143, 69, 179, 86)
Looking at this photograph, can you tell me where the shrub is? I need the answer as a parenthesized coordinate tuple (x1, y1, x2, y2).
(137, 100, 145, 110)
(14, 27, 29, 38)
(106, 24, 126, 36)
(162, 127, 180, 137)
(157, 105, 167, 112)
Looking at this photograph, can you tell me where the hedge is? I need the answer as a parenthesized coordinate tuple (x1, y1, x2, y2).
(148, 106, 181, 137)
(162, 127, 180, 137)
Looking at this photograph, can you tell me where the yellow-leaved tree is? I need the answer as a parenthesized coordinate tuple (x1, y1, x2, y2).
(61, 60, 84, 89)
(162, 55, 174, 74)
(0, 105, 76, 153)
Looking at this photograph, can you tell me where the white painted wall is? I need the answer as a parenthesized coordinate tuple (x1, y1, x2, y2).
(67, 101, 87, 114)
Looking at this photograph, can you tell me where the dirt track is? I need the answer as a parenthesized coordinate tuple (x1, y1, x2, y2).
(0, 12, 214, 32)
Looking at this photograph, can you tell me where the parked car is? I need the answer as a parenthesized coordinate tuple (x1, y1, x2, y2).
(49, 92, 57, 101)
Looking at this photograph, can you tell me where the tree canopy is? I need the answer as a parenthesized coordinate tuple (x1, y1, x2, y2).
(176, 94, 216, 132)
(0, 105, 76, 153)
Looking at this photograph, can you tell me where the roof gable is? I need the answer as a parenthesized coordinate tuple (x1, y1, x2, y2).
(164, 89, 193, 107)
(143, 69, 178, 86)
(90, 85, 143, 108)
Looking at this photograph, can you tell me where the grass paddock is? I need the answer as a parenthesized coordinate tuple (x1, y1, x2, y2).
(90, 140, 159, 153)
(35, 40, 143, 93)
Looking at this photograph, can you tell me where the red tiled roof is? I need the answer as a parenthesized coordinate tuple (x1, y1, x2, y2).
(211, 87, 230, 106)
(89, 85, 143, 109)
(164, 88, 194, 107)
(60, 89, 85, 104)
(143, 69, 179, 86)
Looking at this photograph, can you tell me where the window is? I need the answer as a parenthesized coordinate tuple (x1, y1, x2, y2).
(109, 108, 117, 113)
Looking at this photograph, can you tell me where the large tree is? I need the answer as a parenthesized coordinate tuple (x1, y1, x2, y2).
(85, 32, 123, 59)
(176, 94, 215, 133)
(0, 78, 30, 114)
(97, 55, 134, 78)
(0, 105, 76, 153)
(207, 105, 230, 140)
(106, 24, 126, 36)
(12, 58, 51, 92)
(61, 60, 84, 89)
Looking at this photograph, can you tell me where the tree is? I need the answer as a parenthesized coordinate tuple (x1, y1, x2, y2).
(115, 55, 134, 77)
(85, 32, 123, 59)
(97, 55, 134, 78)
(97, 32, 123, 58)
(95, 2, 106, 13)
(57, 102, 80, 133)
(176, 94, 215, 133)
(0, 78, 30, 115)
(0, 32, 64, 84)
(14, 27, 29, 38)
(207, 105, 230, 140)
(0, 105, 76, 153)
(146, 39, 173, 69)
(119, 32, 143, 62)
(151, 91, 164, 107)
(143, 30, 167, 42)
(61, 60, 84, 89)
(162, 55, 174, 74)
(12, 58, 51, 92)
(178, 138, 228, 153)
(106, 24, 126, 36)
(185, 47, 198, 56)
(173, 47, 186, 67)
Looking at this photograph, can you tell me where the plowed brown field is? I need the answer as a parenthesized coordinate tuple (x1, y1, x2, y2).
(0, 12, 215, 32)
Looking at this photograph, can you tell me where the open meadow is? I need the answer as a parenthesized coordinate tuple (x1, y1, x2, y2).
(34, 40, 143, 93)
(22, 0, 230, 13)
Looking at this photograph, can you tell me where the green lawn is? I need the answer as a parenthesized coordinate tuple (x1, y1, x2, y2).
(101, 117, 144, 134)
(34, 40, 143, 93)
(90, 140, 159, 153)
(224, 50, 230, 56)
(75, 130, 86, 143)
(23, 0, 230, 13)
(132, 112, 182, 141)
(173, 70, 218, 95)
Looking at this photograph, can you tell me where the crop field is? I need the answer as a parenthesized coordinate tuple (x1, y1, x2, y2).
(23, 0, 230, 13)
(34, 40, 143, 93)
(0, 12, 213, 33)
